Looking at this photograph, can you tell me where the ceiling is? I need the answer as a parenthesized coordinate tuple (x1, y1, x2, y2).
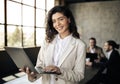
(65, 0, 116, 4)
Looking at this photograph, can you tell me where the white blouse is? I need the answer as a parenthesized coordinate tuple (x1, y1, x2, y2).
(106, 50, 113, 59)
(51, 34, 72, 84)
(53, 34, 72, 66)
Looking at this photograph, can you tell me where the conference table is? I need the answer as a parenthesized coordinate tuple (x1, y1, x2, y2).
(79, 66, 100, 84)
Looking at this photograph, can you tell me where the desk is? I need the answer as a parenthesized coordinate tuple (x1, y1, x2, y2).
(4, 66, 99, 84)
(4, 75, 41, 84)
(79, 66, 99, 84)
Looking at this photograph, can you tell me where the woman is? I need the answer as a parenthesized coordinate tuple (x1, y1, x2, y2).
(20, 5, 86, 84)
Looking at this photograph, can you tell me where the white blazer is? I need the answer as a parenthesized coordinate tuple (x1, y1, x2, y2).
(35, 35, 86, 84)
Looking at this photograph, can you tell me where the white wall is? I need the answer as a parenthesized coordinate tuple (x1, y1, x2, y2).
(69, 1, 120, 52)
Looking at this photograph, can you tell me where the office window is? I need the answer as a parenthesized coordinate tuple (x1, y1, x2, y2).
(7, 25, 22, 47)
(0, 25, 4, 48)
(13, 0, 22, 2)
(47, 0, 55, 11)
(7, 1, 21, 25)
(36, 9, 46, 27)
(0, 0, 55, 49)
(22, 0, 34, 6)
(36, 28, 45, 46)
(22, 5, 34, 26)
(0, 0, 4, 23)
(23, 27, 34, 47)
(36, 0, 45, 9)
(0, 0, 4, 49)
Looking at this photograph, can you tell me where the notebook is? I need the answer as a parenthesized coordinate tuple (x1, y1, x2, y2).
(86, 53, 98, 62)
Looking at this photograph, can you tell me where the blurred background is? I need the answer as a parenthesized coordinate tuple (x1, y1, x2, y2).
(0, 0, 120, 83)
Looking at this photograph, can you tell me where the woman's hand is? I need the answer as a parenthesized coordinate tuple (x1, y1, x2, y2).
(19, 67, 37, 82)
(43, 65, 61, 75)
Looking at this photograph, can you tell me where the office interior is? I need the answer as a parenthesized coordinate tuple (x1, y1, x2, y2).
(0, 0, 120, 83)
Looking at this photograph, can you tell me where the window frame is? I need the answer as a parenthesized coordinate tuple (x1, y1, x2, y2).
(0, 0, 55, 49)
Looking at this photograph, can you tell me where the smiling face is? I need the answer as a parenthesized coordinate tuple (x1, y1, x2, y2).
(89, 39, 96, 48)
(104, 42, 112, 52)
(52, 12, 71, 38)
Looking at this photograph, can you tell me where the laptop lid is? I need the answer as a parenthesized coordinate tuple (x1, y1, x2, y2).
(5, 47, 37, 73)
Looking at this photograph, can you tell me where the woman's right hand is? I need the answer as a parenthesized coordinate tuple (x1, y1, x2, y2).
(19, 67, 37, 82)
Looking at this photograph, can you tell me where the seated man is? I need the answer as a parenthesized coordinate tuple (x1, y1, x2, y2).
(86, 37, 105, 67)
(86, 40, 120, 84)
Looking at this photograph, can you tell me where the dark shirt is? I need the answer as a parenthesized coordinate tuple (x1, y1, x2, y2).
(86, 50, 120, 84)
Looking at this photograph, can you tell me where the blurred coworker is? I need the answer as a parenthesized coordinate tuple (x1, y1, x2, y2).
(86, 40, 120, 84)
(103, 40, 120, 84)
(86, 37, 105, 67)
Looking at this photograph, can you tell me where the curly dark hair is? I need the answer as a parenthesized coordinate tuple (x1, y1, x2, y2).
(45, 5, 80, 43)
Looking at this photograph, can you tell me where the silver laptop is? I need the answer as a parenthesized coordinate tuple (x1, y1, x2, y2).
(5, 47, 38, 73)
(5, 47, 58, 74)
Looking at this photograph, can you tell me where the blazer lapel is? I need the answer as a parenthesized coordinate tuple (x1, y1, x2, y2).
(57, 38, 75, 67)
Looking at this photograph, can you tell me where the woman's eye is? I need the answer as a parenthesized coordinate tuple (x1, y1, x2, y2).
(59, 18, 64, 21)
